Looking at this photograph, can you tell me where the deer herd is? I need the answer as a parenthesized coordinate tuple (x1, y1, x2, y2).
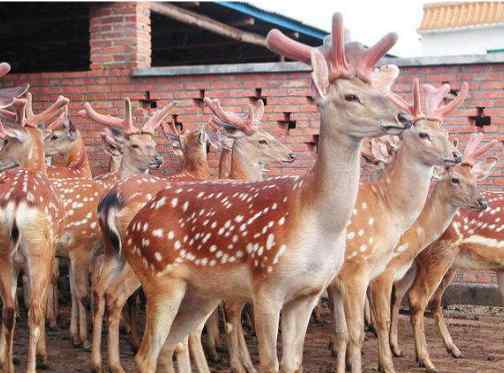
(0, 11, 503, 373)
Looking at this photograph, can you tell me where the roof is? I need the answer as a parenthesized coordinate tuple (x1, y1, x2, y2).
(419, 1, 504, 33)
(216, 2, 328, 40)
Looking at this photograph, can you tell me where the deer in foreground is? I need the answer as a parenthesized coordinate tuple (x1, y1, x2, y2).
(389, 141, 504, 373)
(367, 132, 497, 372)
(122, 13, 411, 373)
(326, 79, 464, 373)
(45, 98, 170, 349)
(0, 95, 68, 373)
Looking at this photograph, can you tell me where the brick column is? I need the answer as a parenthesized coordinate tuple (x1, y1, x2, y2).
(89, 2, 151, 70)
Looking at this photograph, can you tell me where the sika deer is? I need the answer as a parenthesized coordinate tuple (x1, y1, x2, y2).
(389, 139, 503, 373)
(0, 95, 68, 373)
(122, 13, 410, 373)
(367, 133, 497, 372)
(326, 79, 464, 373)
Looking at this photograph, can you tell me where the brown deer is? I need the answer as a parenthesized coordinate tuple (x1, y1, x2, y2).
(45, 98, 171, 349)
(367, 132, 497, 372)
(0, 95, 68, 373)
(389, 139, 504, 373)
(121, 13, 411, 373)
(326, 79, 464, 373)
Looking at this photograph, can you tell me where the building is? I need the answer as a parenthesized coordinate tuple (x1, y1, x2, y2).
(1, 1, 504, 302)
(418, 1, 504, 56)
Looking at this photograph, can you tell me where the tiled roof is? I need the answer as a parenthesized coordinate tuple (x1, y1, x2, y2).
(419, 1, 504, 32)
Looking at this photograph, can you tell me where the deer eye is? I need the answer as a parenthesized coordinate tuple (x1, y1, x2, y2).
(259, 140, 268, 145)
(344, 94, 361, 103)
(419, 132, 431, 141)
(451, 177, 460, 185)
(51, 135, 58, 141)
(131, 144, 140, 149)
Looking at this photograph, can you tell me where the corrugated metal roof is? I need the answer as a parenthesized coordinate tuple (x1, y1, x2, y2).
(419, 1, 504, 33)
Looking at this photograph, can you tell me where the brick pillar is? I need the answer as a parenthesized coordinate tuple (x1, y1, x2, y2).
(89, 2, 151, 70)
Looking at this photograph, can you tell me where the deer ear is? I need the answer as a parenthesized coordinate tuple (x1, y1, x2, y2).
(250, 99, 265, 123)
(66, 119, 78, 141)
(472, 157, 497, 181)
(103, 127, 126, 151)
(432, 166, 448, 181)
(310, 49, 329, 100)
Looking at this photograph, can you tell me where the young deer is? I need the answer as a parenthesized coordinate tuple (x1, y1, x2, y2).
(0, 95, 68, 373)
(367, 133, 497, 372)
(46, 98, 171, 349)
(326, 79, 464, 373)
(122, 13, 411, 373)
(390, 138, 504, 373)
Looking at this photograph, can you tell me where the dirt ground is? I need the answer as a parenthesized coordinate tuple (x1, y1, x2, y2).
(9, 302, 504, 372)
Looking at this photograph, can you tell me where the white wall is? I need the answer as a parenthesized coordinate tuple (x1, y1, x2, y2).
(420, 26, 504, 56)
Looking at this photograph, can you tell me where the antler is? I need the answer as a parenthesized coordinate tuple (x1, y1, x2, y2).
(79, 98, 136, 134)
(25, 95, 70, 128)
(0, 62, 30, 109)
(423, 82, 469, 120)
(47, 105, 68, 131)
(388, 78, 424, 119)
(204, 97, 257, 135)
(463, 132, 500, 166)
(142, 101, 176, 135)
(266, 13, 397, 83)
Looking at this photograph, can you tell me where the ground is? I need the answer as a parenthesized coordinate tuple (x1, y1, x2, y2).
(10, 303, 504, 372)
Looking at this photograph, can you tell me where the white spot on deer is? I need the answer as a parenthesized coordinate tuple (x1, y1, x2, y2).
(273, 244, 287, 264)
(234, 215, 244, 223)
(266, 233, 275, 250)
(154, 252, 162, 262)
(90, 222, 97, 229)
(347, 232, 355, 240)
(360, 244, 367, 252)
(174, 241, 181, 250)
(197, 192, 205, 199)
(368, 218, 374, 226)
(153, 228, 164, 238)
(210, 245, 217, 253)
(278, 216, 286, 225)
(358, 229, 364, 236)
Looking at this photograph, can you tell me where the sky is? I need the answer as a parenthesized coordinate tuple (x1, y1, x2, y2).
(250, 0, 427, 57)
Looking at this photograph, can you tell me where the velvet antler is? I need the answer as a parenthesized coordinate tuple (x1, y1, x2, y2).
(204, 97, 257, 135)
(463, 132, 500, 166)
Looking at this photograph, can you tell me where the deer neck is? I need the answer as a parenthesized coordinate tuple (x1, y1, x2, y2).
(65, 135, 91, 174)
(181, 149, 210, 180)
(230, 141, 263, 181)
(376, 146, 433, 230)
(20, 127, 47, 175)
(218, 147, 232, 179)
(301, 126, 361, 233)
(410, 183, 458, 253)
(118, 158, 148, 179)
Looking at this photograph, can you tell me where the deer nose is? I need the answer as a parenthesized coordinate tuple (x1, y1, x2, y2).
(452, 151, 462, 164)
(396, 112, 413, 129)
(477, 198, 488, 211)
(287, 153, 296, 162)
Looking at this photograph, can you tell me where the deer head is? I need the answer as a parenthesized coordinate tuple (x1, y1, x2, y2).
(43, 106, 80, 157)
(0, 95, 69, 170)
(205, 97, 295, 178)
(79, 98, 175, 175)
(388, 79, 465, 166)
(434, 133, 499, 211)
(266, 13, 412, 139)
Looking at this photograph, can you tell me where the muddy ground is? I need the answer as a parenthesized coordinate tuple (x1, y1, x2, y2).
(9, 302, 504, 372)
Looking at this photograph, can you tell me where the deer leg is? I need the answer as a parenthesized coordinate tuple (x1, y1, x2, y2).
(188, 320, 211, 373)
(175, 337, 192, 373)
(135, 279, 187, 373)
(124, 292, 141, 352)
(26, 259, 51, 373)
(224, 301, 256, 373)
(253, 295, 281, 373)
(205, 307, 221, 361)
(343, 281, 367, 373)
(327, 284, 348, 373)
(68, 260, 80, 347)
(90, 255, 107, 373)
(369, 275, 396, 373)
(106, 270, 141, 373)
(390, 264, 417, 358)
(431, 269, 461, 358)
(280, 293, 321, 373)
(73, 249, 93, 350)
(46, 257, 59, 330)
(364, 295, 372, 330)
(0, 263, 18, 373)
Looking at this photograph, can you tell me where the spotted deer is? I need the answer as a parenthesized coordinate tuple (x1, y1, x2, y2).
(90, 97, 286, 373)
(366, 132, 497, 372)
(389, 140, 504, 373)
(0, 95, 68, 373)
(45, 98, 172, 349)
(326, 79, 465, 373)
(121, 13, 413, 373)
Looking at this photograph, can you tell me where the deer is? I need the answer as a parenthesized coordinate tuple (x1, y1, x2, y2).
(325, 78, 465, 373)
(119, 13, 413, 373)
(389, 140, 504, 373)
(90, 96, 294, 373)
(366, 132, 497, 372)
(43, 98, 171, 350)
(0, 95, 68, 373)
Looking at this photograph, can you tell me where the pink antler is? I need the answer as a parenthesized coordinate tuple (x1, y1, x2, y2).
(79, 98, 136, 134)
(142, 101, 176, 135)
(423, 82, 469, 120)
(204, 97, 257, 135)
(0, 63, 10, 79)
(47, 106, 68, 131)
(25, 95, 70, 128)
(463, 132, 500, 166)
(388, 79, 424, 119)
